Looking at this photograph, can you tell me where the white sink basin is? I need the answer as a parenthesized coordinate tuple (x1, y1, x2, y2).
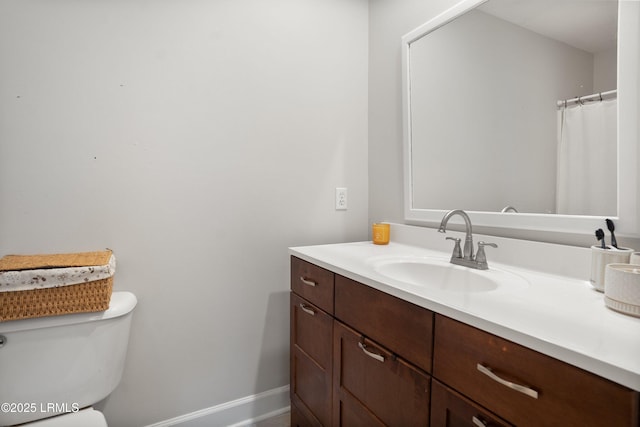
(369, 256, 529, 293)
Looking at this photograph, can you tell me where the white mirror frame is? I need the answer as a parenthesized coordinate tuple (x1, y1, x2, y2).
(402, 0, 640, 237)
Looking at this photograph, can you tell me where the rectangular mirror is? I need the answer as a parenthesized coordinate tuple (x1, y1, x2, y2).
(402, 0, 639, 236)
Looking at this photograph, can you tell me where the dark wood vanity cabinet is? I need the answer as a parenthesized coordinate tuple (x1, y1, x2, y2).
(290, 257, 433, 426)
(290, 256, 640, 427)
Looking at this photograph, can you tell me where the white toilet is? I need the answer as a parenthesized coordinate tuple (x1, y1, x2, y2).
(0, 291, 137, 426)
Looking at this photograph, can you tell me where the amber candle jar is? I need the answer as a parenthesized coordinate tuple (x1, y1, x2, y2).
(372, 223, 390, 245)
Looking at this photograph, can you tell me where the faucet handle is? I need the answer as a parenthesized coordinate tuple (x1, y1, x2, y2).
(445, 237, 462, 259)
(476, 241, 497, 264)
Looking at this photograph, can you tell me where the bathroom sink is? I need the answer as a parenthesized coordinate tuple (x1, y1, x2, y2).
(369, 256, 528, 293)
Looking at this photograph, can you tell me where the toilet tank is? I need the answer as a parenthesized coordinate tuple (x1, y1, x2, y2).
(0, 291, 137, 426)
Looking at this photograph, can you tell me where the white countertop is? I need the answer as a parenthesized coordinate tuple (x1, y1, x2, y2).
(289, 224, 640, 391)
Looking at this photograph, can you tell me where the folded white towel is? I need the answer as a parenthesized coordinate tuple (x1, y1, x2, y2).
(0, 254, 116, 292)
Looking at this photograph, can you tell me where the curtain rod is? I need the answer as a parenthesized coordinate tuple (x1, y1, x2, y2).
(557, 89, 617, 107)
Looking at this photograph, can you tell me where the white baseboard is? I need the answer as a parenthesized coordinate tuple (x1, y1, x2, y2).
(144, 385, 290, 427)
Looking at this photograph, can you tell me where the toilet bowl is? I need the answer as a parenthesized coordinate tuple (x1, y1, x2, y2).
(0, 291, 137, 426)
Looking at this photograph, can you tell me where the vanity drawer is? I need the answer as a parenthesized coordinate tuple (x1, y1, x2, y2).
(334, 274, 433, 373)
(291, 256, 334, 314)
(433, 314, 640, 427)
(333, 321, 431, 427)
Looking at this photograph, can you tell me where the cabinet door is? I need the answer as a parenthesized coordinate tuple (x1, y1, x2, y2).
(434, 314, 640, 427)
(333, 321, 430, 427)
(290, 293, 333, 426)
(334, 274, 434, 373)
(431, 380, 512, 427)
(292, 402, 320, 427)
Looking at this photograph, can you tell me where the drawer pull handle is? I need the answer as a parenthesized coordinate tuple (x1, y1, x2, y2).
(299, 303, 315, 316)
(477, 363, 539, 399)
(299, 277, 317, 287)
(358, 342, 385, 363)
(472, 416, 487, 427)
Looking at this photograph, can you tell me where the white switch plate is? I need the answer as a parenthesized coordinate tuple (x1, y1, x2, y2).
(335, 187, 347, 210)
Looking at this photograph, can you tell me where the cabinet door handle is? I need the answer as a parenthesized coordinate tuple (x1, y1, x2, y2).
(472, 416, 487, 427)
(299, 303, 315, 316)
(299, 277, 317, 287)
(477, 363, 539, 399)
(358, 342, 385, 363)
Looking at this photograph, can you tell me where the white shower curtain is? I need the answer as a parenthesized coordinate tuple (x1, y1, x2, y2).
(556, 98, 617, 216)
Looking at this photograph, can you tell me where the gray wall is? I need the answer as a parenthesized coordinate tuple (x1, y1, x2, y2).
(0, 0, 369, 425)
(368, 0, 455, 226)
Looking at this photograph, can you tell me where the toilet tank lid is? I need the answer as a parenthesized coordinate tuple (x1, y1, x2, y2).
(0, 291, 137, 333)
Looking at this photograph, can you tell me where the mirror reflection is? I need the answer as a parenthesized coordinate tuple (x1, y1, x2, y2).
(408, 0, 618, 216)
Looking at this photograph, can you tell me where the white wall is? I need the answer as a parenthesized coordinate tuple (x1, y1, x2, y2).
(0, 1, 369, 425)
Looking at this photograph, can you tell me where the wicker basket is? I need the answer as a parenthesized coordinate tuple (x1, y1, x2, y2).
(0, 250, 114, 322)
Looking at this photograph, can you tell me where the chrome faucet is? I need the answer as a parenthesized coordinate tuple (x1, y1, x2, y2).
(438, 209, 497, 270)
(438, 209, 474, 260)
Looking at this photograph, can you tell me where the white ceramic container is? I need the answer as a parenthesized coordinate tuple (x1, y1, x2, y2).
(604, 263, 640, 318)
(590, 246, 634, 292)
